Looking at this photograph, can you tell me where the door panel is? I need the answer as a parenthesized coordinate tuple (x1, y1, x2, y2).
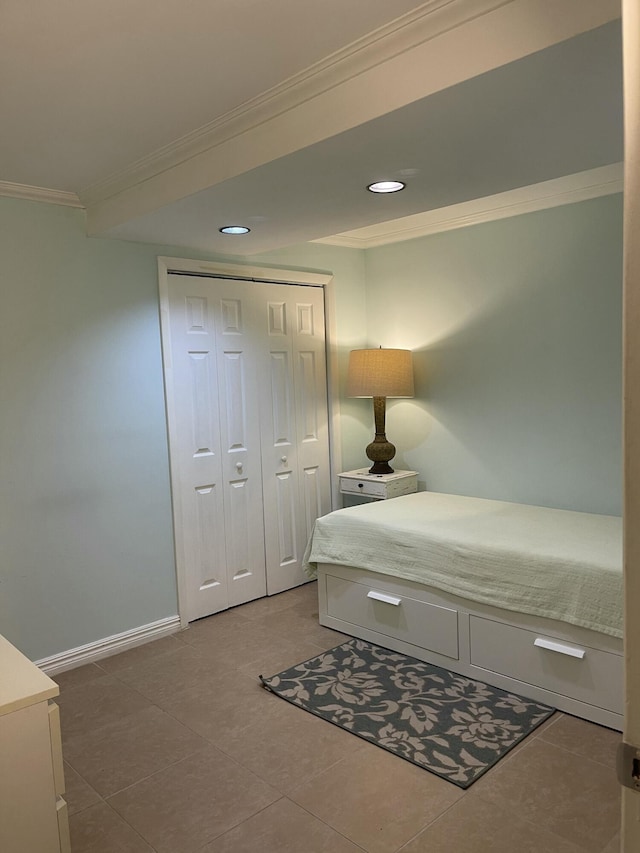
(188, 479, 227, 619)
(258, 283, 330, 594)
(167, 276, 266, 620)
(268, 300, 287, 336)
(298, 351, 319, 441)
(275, 470, 298, 566)
(194, 484, 225, 592)
(261, 341, 300, 592)
(188, 351, 217, 456)
(226, 479, 250, 578)
(213, 282, 267, 607)
(292, 295, 331, 548)
(220, 298, 243, 334)
(220, 351, 247, 450)
(301, 465, 323, 542)
(168, 284, 228, 620)
(268, 350, 295, 446)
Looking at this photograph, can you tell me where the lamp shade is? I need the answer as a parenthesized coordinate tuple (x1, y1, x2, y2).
(346, 348, 414, 398)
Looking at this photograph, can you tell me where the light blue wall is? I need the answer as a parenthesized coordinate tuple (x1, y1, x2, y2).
(0, 198, 365, 660)
(362, 194, 623, 515)
(0, 192, 622, 661)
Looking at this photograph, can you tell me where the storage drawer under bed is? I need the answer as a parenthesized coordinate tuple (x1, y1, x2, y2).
(470, 615, 623, 714)
(325, 573, 459, 660)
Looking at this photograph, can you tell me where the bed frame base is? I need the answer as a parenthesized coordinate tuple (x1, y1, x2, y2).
(317, 563, 623, 731)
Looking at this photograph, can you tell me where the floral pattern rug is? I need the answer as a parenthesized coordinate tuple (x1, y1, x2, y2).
(260, 639, 554, 788)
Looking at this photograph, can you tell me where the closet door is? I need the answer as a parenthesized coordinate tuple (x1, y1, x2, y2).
(257, 283, 331, 593)
(167, 275, 266, 621)
(164, 274, 330, 622)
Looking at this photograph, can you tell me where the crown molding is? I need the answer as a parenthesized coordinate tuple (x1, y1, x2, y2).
(0, 181, 84, 208)
(314, 164, 624, 249)
(80, 0, 513, 208)
(84, 0, 622, 236)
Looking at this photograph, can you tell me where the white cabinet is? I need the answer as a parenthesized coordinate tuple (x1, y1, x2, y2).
(339, 468, 418, 500)
(164, 275, 331, 621)
(0, 635, 70, 853)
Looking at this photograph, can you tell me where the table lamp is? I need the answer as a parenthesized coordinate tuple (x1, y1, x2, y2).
(346, 347, 414, 474)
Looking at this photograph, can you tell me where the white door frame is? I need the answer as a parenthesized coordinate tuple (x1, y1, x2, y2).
(622, 2, 640, 849)
(157, 256, 343, 629)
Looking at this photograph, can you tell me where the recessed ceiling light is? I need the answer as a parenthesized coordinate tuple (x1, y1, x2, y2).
(219, 225, 251, 235)
(367, 181, 405, 194)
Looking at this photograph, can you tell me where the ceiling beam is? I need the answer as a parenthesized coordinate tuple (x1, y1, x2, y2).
(85, 0, 621, 236)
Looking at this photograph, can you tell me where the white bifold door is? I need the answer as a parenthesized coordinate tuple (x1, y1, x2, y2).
(164, 274, 331, 622)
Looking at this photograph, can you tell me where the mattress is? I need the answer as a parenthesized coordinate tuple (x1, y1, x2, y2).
(303, 491, 623, 638)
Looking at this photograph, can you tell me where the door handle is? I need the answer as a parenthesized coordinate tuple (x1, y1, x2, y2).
(533, 638, 585, 659)
(367, 590, 402, 606)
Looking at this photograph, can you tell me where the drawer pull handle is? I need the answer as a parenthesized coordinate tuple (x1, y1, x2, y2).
(367, 590, 402, 606)
(534, 638, 585, 659)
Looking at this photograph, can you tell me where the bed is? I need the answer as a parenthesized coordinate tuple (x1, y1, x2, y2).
(303, 491, 623, 729)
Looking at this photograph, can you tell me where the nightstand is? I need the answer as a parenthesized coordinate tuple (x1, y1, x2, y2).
(338, 468, 418, 500)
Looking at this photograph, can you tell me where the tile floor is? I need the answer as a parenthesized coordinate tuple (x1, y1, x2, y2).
(55, 582, 622, 853)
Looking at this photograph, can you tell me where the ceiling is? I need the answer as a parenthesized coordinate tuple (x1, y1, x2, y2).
(0, 0, 623, 255)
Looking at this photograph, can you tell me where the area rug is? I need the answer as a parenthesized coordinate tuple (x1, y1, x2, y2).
(260, 638, 554, 788)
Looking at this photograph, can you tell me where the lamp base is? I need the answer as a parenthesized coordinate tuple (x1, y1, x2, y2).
(366, 438, 396, 475)
(368, 460, 395, 475)
(365, 396, 396, 475)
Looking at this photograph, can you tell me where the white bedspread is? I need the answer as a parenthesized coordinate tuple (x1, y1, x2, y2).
(304, 492, 623, 638)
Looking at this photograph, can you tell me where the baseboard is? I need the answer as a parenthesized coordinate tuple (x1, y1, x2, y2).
(35, 615, 181, 676)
